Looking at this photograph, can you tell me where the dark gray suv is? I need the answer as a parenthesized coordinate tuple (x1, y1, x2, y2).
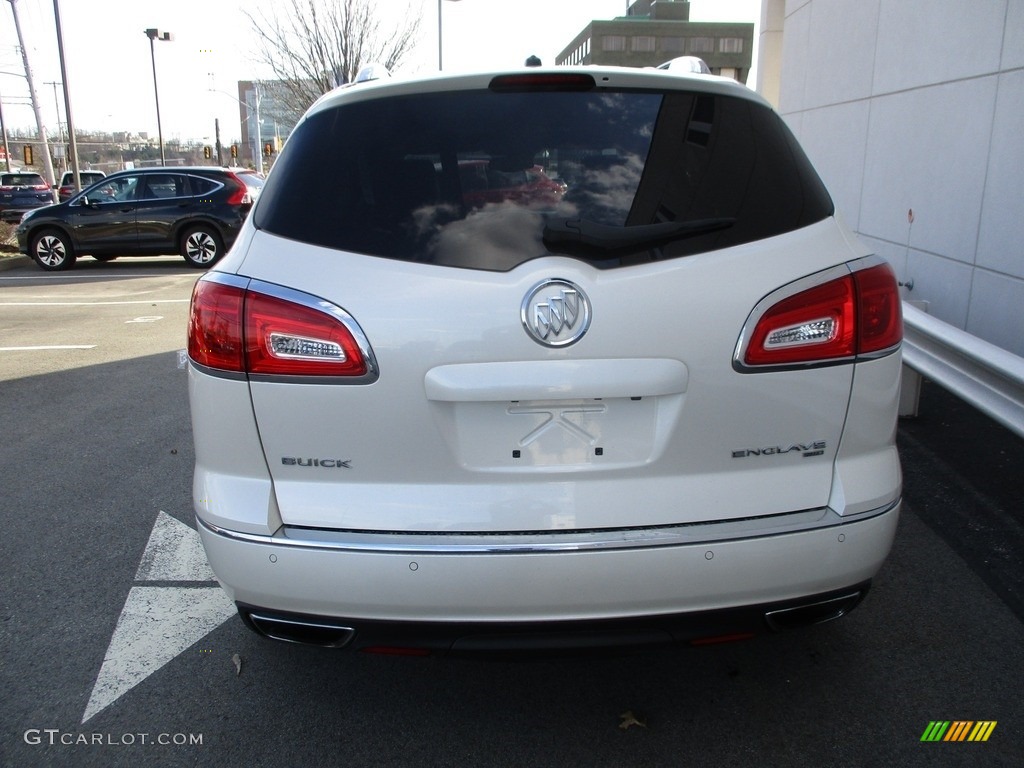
(17, 167, 257, 270)
(0, 172, 54, 223)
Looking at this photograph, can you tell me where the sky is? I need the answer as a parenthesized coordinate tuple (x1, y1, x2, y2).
(0, 0, 760, 145)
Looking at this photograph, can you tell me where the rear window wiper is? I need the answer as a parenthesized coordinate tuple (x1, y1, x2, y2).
(542, 217, 734, 256)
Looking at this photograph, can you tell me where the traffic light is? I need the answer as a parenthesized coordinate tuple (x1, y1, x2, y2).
(264, 142, 273, 157)
(230, 144, 238, 159)
(23, 145, 33, 165)
(203, 146, 212, 160)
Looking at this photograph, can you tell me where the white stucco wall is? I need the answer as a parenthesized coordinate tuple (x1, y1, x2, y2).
(767, 0, 1024, 355)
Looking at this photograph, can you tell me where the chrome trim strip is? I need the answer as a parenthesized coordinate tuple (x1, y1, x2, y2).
(198, 500, 899, 555)
(200, 270, 251, 291)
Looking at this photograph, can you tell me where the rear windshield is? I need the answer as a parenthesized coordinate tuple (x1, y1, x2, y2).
(255, 87, 833, 271)
(61, 172, 102, 184)
(2, 174, 46, 187)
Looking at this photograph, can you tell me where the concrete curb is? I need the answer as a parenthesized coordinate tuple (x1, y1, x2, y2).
(0, 255, 31, 271)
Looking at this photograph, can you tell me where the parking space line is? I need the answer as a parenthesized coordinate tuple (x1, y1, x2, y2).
(0, 273, 191, 281)
(0, 299, 189, 306)
(0, 345, 97, 351)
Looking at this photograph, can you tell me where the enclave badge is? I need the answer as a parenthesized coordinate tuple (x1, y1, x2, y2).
(521, 278, 592, 347)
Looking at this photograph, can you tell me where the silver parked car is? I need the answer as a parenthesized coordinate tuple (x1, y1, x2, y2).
(57, 169, 106, 201)
(187, 67, 903, 654)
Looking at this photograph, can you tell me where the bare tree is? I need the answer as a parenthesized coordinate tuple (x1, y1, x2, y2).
(246, 0, 423, 120)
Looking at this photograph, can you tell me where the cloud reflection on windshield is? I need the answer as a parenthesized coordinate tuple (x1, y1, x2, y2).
(408, 154, 645, 269)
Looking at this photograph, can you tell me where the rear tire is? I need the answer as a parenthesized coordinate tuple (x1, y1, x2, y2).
(180, 225, 223, 268)
(30, 229, 76, 271)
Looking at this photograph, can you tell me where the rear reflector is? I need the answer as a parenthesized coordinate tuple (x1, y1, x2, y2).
(188, 276, 376, 380)
(737, 260, 902, 370)
(359, 646, 433, 657)
(689, 632, 756, 646)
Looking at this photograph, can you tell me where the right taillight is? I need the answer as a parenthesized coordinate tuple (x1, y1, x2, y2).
(852, 261, 903, 355)
(188, 275, 377, 382)
(735, 259, 902, 371)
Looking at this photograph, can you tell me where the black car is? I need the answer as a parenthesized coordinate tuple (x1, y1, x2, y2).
(0, 172, 55, 223)
(16, 167, 256, 270)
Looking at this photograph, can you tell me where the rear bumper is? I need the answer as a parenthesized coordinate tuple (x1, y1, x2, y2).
(236, 584, 872, 654)
(197, 500, 899, 650)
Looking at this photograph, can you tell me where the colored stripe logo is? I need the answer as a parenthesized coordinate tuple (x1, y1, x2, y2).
(921, 721, 997, 742)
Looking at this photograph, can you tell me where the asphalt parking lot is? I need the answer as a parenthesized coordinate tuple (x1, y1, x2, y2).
(1, 256, 1021, 767)
(898, 381, 1024, 625)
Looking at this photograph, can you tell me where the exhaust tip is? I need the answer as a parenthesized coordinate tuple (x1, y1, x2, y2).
(246, 612, 355, 648)
(764, 590, 865, 632)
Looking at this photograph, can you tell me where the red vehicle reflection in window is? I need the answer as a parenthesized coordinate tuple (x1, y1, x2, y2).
(459, 161, 566, 209)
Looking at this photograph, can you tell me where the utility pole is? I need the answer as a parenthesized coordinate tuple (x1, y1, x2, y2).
(7, 0, 57, 198)
(53, 0, 81, 194)
(45, 80, 62, 175)
(0, 96, 11, 172)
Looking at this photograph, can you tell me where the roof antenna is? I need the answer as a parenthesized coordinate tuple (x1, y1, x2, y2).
(525, 55, 542, 67)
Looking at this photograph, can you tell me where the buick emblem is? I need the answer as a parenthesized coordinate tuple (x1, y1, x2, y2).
(521, 279, 591, 347)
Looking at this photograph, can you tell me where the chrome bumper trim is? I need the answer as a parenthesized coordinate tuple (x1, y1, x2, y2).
(198, 500, 899, 555)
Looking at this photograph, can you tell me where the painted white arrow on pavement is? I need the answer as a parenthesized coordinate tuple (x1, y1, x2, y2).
(82, 511, 236, 723)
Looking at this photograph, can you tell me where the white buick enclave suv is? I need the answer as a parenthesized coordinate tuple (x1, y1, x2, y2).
(187, 67, 903, 654)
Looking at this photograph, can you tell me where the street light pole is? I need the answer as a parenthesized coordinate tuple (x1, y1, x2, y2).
(145, 28, 172, 166)
(250, 82, 262, 173)
(438, 0, 463, 71)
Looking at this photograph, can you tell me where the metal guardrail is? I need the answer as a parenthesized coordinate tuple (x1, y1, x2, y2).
(901, 302, 1024, 440)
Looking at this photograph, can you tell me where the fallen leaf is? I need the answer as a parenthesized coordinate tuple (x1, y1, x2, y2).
(618, 710, 647, 730)
(232, 653, 242, 677)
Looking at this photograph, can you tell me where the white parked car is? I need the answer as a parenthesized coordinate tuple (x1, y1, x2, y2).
(656, 56, 712, 74)
(187, 66, 903, 653)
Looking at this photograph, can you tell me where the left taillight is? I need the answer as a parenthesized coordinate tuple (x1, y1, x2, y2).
(188, 276, 376, 380)
(735, 259, 902, 371)
(188, 279, 245, 371)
